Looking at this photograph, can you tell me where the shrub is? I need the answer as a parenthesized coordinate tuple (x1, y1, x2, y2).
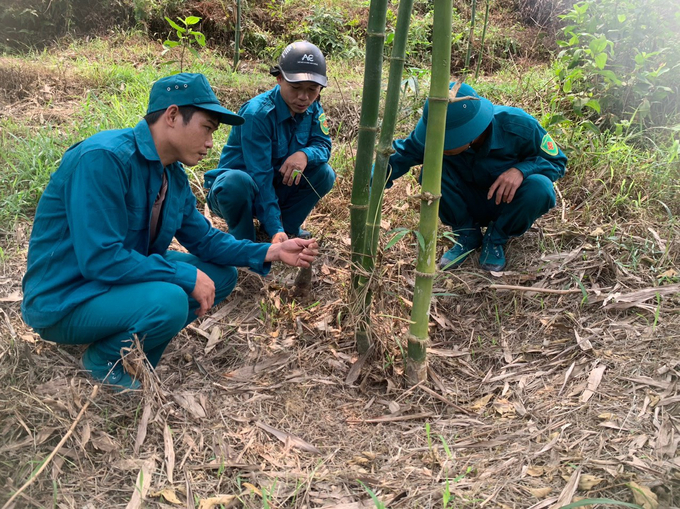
(554, 0, 680, 133)
(0, 0, 133, 50)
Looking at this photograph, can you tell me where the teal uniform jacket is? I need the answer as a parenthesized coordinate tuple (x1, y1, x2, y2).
(22, 120, 271, 330)
(204, 85, 332, 237)
(387, 106, 567, 189)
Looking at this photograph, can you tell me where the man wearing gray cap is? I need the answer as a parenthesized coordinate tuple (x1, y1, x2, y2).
(22, 73, 319, 391)
(386, 82, 567, 271)
(204, 41, 335, 243)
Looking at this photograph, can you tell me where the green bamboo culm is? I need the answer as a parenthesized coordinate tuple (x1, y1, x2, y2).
(349, 0, 389, 354)
(233, 0, 241, 71)
(406, 0, 453, 385)
(474, 0, 491, 80)
(361, 0, 416, 325)
(464, 0, 477, 72)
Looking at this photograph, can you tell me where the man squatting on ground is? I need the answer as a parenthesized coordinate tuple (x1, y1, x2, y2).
(21, 73, 319, 391)
(204, 41, 335, 243)
(386, 82, 568, 271)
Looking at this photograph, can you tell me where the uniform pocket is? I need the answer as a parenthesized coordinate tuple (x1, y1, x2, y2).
(127, 206, 148, 231)
(295, 130, 310, 147)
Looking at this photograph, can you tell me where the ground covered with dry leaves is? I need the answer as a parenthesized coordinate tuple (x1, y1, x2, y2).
(1, 55, 680, 509)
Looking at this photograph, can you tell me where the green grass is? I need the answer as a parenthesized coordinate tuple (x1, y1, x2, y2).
(1, 32, 678, 235)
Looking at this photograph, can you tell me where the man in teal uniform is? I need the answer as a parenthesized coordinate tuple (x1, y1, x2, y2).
(22, 73, 319, 391)
(204, 41, 335, 243)
(387, 82, 567, 271)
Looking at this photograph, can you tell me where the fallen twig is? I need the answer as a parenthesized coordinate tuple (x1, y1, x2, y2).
(347, 412, 434, 424)
(489, 284, 585, 295)
(418, 384, 473, 415)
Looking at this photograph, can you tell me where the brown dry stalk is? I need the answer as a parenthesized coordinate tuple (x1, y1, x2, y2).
(2, 384, 99, 509)
(489, 284, 585, 295)
(418, 384, 473, 415)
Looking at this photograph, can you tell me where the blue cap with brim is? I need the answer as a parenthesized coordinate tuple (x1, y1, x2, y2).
(414, 82, 493, 150)
(147, 73, 245, 126)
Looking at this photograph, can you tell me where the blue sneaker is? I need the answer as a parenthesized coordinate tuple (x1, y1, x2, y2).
(479, 238, 507, 271)
(438, 229, 483, 270)
(82, 348, 141, 391)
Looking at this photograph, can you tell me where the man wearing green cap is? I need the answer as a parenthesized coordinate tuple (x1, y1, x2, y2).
(22, 73, 320, 391)
(204, 41, 335, 243)
(387, 82, 567, 271)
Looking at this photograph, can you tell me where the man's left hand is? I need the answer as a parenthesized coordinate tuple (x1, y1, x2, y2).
(265, 238, 319, 267)
(279, 151, 308, 186)
(488, 167, 524, 205)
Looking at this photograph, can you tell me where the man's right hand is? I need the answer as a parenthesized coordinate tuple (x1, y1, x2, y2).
(265, 238, 319, 267)
(191, 269, 215, 317)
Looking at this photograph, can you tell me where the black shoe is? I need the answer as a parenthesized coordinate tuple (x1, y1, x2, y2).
(479, 237, 507, 271)
(286, 228, 312, 240)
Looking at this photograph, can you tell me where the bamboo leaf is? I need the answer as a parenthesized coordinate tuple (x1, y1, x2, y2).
(385, 228, 411, 250)
(559, 499, 642, 509)
(414, 230, 425, 252)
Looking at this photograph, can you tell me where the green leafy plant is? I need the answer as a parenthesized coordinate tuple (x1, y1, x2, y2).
(357, 480, 385, 509)
(554, 0, 680, 133)
(303, 8, 362, 58)
(162, 16, 206, 72)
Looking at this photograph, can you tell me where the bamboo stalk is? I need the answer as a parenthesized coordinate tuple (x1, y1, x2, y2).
(474, 0, 490, 79)
(406, 0, 452, 386)
(355, 0, 416, 354)
(365, 0, 416, 264)
(349, 0, 389, 353)
(233, 0, 241, 71)
(464, 0, 478, 71)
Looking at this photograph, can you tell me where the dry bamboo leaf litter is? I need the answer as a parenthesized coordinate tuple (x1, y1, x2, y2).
(1, 79, 679, 507)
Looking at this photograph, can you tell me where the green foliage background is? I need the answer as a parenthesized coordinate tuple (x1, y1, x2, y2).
(555, 0, 680, 131)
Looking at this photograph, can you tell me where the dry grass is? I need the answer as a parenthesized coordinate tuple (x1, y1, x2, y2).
(1, 56, 680, 509)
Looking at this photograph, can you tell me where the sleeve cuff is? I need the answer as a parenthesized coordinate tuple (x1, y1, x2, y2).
(515, 163, 535, 178)
(248, 243, 273, 276)
(171, 262, 198, 293)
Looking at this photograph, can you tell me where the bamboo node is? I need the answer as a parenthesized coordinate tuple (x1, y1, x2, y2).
(407, 332, 429, 345)
(350, 204, 369, 210)
(414, 270, 436, 279)
(419, 192, 441, 205)
(378, 146, 396, 157)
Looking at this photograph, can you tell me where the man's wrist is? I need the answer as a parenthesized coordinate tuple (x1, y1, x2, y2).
(265, 243, 281, 263)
